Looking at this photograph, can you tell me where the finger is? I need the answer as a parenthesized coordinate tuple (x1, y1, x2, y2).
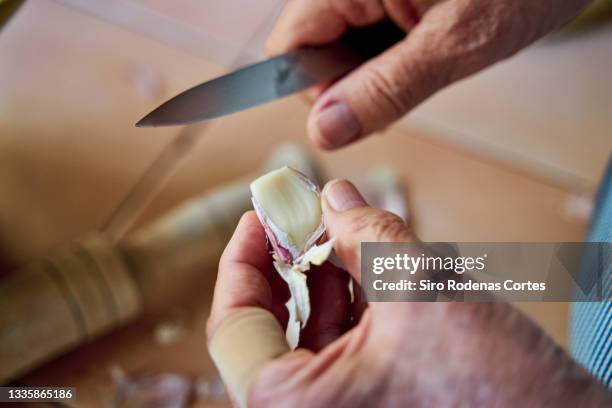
(266, 0, 346, 55)
(321, 180, 416, 283)
(305, 33, 437, 149)
(299, 262, 351, 351)
(305, 0, 540, 150)
(382, 0, 421, 30)
(248, 349, 315, 407)
(330, 0, 386, 26)
(208, 212, 283, 338)
(266, 0, 387, 55)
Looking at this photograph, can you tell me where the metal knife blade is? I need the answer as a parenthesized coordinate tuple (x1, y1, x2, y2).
(136, 20, 405, 127)
(136, 44, 360, 127)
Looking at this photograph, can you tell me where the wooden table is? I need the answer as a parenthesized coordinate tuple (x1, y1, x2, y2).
(0, 1, 602, 406)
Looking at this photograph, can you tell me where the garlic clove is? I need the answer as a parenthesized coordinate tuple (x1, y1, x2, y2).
(250, 167, 334, 348)
(250, 166, 323, 263)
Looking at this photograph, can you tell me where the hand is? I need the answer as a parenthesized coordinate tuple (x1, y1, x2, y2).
(207, 180, 609, 407)
(266, 0, 591, 150)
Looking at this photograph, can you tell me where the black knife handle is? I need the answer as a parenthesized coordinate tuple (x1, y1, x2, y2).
(341, 19, 406, 60)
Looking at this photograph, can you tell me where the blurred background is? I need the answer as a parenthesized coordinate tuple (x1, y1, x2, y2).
(0, 0, 611, 406)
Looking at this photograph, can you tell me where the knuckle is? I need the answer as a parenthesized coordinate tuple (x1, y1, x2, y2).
(361, 65, 411, 121)
(371, 213, 412, 242)
(420, 1, 518, 81)
(349, 211, 412, 242)
(333, 0, 380, 25)
(344, 211, 372, 235)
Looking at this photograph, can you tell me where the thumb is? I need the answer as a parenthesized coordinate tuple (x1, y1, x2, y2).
(306, 0, 550, 150)
(307, 30, 446, 150)
(322, 179, 415, 283)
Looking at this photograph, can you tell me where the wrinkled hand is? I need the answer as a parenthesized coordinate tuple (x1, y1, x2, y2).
(207, 180, 609, 407)
(266, 0, 591, 150)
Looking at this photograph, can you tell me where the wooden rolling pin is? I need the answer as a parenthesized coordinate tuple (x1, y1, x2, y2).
(0, 145, 322, 383)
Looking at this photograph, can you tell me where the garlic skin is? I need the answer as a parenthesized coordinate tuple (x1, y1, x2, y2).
(250, 166, 333, 348)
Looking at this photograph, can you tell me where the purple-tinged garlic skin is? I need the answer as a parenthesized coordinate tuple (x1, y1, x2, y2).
(250, 166, 334, 348)
(250, 166, 325, 264)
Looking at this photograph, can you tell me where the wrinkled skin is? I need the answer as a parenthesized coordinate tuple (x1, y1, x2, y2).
(207, 1, 611, 406)
(266, 0, 593, 150)
(207, 180, 611, 407)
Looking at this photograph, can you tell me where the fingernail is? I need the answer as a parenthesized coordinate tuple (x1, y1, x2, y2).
(323, 179, 367, 212)
(315, 102, 361, 148)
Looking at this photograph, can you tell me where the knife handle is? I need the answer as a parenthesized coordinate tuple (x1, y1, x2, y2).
(341, 19, 407, 60)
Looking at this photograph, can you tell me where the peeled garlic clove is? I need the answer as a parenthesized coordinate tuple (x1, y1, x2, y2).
(250, 166, 324, 263)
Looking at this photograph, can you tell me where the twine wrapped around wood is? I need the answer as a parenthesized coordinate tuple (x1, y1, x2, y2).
(0, 145, 322, 383)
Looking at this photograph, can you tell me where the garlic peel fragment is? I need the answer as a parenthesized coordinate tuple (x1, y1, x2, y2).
(273, 239, 335, 321)
(272, 239, 335, 348)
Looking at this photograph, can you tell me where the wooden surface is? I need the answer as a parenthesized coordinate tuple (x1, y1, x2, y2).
(0, 1, 605, 407)
(19, 118, 586, 406)
(60, 0, 612, 190)
(406, 24, 612, 191)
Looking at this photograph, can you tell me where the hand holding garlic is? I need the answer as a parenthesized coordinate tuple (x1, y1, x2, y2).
(208, 179, 610, 408)
(250, 167, 336, 348)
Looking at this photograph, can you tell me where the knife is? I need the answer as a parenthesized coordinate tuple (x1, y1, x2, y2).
(136, 20, 405, 127)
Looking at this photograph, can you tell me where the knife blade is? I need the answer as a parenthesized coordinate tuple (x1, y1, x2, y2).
(136, 20, 405, 127)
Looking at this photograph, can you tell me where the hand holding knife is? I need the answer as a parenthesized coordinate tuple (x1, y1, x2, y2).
(136, 20, 405, 127)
